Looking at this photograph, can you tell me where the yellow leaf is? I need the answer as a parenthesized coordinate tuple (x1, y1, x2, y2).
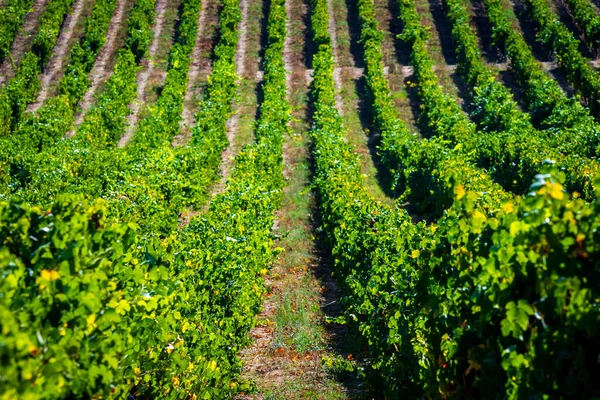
(41, 269, 60, 281)
(86, 314, 97, 334)
(208, 360, 217, 371)
(455, 184, 466, 200)
(473, 211, 486, 224)
(502, 202, 514, 214)
(411, 250, 420, 259)
(548, 182, 564, 200)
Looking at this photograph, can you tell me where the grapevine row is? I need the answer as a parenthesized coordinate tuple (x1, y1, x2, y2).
(32, 0, 77, 66)
(563, 0, 600, 54)
(0, 0, 35, 60)
(133, 0, 204, 146)
(59, 0, 119, 107)
(1, 0, 226, 236)
(0, 0, 290, 395)
(524, 0, 600, 115)
(309, 0, 600, 397)
(75, 0, 155, 146)
(0, 0, 120, 161)
(481, 0, 600, 159)
(442, 0, 599, 198)
(0, 0, 78, 134)
(0, 0, 150, 198)
(360, 0, 511, 217)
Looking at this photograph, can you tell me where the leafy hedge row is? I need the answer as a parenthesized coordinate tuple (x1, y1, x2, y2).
(187, 0, 241, 151)
(309, 1, 600, 398)
(356, 0, 509, 217)
(59, 0, 119, 107)
(0, 0, 79, 135)
(133, 0, 203, 146)
(482, 0, 600, 159)
(0, 0, 34, 60)
(0, 0, 153, 201)
(0, 0, 120, 156)
(75, 0, 156, 146)
(0, 52, 41, 135)
(524, 0, 600, 116)
(31, 0, 76, 67)
(564, 0, 600, 54)
(0, 0, 206, 231)
(0, 0, 150, 198)
(0, 0, 241, 243)
(77, 48, 140, 146)
(442, 0, 599, 198)
(126, 0, 156, 63)
(178, 0, 290, 390)
(0, 0, 290, 395)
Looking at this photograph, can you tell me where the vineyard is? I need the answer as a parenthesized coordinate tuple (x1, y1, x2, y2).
(1, 0, 600, 395)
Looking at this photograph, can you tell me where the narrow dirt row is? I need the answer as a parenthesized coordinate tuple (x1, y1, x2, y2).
(0, 0, 51, 85)
(143, 0, 180, 103)
(118, 0, 169, 147)
(28, 0, 90, 113)
(69, 0, 129, 134)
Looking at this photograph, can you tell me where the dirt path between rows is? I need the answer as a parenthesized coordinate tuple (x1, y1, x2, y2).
(0, 0, 51, 85)
(28, 0, 88, 113)
(69, 0, 128, 135)
(118, 0, 169, 146)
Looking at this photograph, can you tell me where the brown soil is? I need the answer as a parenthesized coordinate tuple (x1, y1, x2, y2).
(238, 0, 364, 396)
